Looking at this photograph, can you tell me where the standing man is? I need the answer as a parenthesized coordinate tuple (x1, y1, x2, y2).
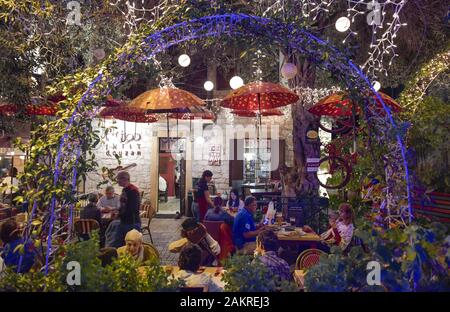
(105, 171, 141, 248)
(232, 196, 267, 255)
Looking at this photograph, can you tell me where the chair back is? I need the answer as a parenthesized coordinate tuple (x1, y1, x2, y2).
(202, 220, 223, 243)
(74, 219, 100, 236)
(295, 248, 325, 270)
(140, 201, 155, 219)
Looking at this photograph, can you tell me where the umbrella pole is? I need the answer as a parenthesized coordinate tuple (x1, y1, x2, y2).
(177, 118, 179, 139)
(257, 93, 262, 182)
(166, 113, 170, 143)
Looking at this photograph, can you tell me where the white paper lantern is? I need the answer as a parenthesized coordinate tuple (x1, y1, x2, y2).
(281, 62, 298, 79)
(335, 17, 351, 32)
(373, 81, 381, 91)
(178, 54, 191, 67)
(204, 81, 214, 91)
(229, 76, 244, 90)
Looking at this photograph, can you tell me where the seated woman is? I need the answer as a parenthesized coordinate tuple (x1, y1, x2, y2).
(205, 197, 235, 264)
(173, 243, 223, 292)
(0, 220, 36, 273)
(308, 203, 354, 252)
(205, 197, 234, 226)
(117, 229, 159, 265)
(226, 189, 244, 212)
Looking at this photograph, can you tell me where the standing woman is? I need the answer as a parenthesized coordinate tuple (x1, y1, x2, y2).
(196, 170, 214, 221)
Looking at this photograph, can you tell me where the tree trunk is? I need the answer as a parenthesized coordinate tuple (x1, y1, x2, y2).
(289, 56, 321, 196)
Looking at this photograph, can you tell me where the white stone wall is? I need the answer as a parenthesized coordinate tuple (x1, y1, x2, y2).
(85, 119, 154, 201)
(85, 109, 294, 198)
(190, 107, 294, 194)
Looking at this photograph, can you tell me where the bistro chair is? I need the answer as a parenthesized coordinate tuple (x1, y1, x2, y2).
(140, 201, 156, 244)
(202, 220, 223, 243)
(73, 219, 100, 241)
(295, 248, 326, 270)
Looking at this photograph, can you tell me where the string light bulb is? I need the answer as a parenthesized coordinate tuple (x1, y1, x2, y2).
(178, 54, 191, 67)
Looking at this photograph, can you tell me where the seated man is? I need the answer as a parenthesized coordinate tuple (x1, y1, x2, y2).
(117, 229, 159, 265)
(0, 220, 36, 273)
(254, 230, 291, 281)
(169, 218, 220, 266)
(232, 196, 266, 255)
(97, 186, 120, 216)
(80, 193, 102, 225)
(173, 243, 223, 292)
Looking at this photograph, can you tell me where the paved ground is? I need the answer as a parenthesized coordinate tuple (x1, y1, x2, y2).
(143, 216, 185, 265)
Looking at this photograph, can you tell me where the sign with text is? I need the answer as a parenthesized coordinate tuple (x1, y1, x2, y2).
(306, 157, 320, 173)
(208, 144, 221, 166)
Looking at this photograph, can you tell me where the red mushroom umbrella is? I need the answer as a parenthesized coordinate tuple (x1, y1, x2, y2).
(99, 106, 158, 123)
(221, 81, 299, 111)
(308, 91, 401, 117)
(231, 108, 284, 117)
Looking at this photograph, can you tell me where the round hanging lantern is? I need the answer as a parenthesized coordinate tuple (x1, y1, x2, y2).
(229, 76, 244, 90)
(281, 62, 298, 79)
(335, 16, 351, 32)
(204, 81, 214, 91)
(178, 54, 191, 67)
(373, 81, 381, 91)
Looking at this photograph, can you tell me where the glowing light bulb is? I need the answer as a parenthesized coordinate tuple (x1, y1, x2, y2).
(229, 76, 244, 90)
(335, 16, 351, 32)
(204, 81, 214, 91)
(373, 81, 381, 91)
(178, 54, 191, 67)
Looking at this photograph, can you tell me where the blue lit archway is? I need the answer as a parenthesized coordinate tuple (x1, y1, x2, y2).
(45, 14, 412, 271)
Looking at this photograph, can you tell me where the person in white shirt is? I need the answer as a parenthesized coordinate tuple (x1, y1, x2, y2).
(173, 243, 223, 292)
(159, 175, 167, 192)
(97, 186, 120, 214)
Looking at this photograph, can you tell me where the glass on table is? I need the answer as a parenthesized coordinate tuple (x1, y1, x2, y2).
(289, 217, 296, 226)
(275, 212, 283, 225)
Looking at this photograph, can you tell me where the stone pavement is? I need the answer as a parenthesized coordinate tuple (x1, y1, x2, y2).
(143, 216, 185, 265)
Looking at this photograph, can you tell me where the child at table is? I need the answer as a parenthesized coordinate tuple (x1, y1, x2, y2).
(173, 243, 224, 292)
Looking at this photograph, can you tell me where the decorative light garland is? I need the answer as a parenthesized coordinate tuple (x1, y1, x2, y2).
(39, 13, 412, 272)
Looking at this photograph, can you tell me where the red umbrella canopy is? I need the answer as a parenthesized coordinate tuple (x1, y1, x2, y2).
(168, 105, 215, 120)
(220, 81, 299, 110)
(0, 102, 57, 116)
(231, 108, 284, 117)
(99, 106, 158, 123)
(308, 91, 402, 117)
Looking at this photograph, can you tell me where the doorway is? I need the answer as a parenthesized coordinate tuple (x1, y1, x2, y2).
(157, 137, 186, 215)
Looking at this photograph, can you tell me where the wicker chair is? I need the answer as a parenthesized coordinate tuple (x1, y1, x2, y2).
(295, 248, 326, 270)
(140, 201, 156, 244)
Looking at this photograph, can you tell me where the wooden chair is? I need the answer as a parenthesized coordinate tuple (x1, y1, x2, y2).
(73, 219, 100, 241)
(295, 248, 325, 270)
(140, 201, 156, 244)
(202, 220, 223, 243)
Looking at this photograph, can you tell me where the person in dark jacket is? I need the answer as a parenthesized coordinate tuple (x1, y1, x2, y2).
(105, 171, 141, 248)
(80, 193, 102, 225)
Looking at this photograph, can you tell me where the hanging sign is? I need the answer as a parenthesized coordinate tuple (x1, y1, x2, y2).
(208, 144, 221, 166)
(306, 157, 320, 172)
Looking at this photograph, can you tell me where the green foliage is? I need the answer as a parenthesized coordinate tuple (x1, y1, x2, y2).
(222, 254, 298, 292)
(304, 221, 450, 292)
(0, 234, 182, 292)
(405, 96, 450, 192)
